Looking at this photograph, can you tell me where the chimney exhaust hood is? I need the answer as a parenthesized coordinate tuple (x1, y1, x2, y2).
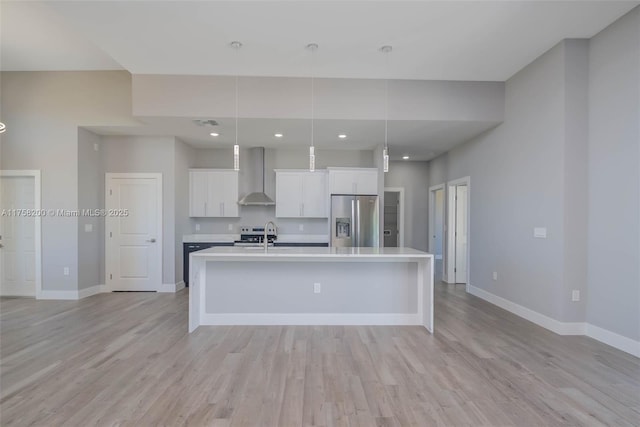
(238, 147, 275, 206)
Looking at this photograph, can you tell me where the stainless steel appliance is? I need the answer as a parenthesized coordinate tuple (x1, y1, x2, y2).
(331, 195, 379, 247)
(234, 225, 277, 247)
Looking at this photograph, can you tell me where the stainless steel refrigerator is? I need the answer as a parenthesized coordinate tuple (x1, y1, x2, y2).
(331, 195, 380, 247)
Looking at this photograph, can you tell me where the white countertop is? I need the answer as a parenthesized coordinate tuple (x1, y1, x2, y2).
(183, 234, 238, 243)
(191, 246, 432, 259)
(183, 234, 328, 244)
(275, 234, 329, 244)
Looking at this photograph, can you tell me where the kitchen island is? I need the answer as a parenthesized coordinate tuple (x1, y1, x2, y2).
(188, 247, 434, 333)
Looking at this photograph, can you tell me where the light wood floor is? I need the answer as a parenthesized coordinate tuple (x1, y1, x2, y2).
(1, 284, 639, 426)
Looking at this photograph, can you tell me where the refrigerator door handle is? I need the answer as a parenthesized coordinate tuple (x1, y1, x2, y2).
(356, 198, 361, 247)
(351, 199, 357, 246)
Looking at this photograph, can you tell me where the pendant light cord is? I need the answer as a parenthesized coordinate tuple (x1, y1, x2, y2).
(310, 44, 316, 149)
(383, 46, 391, 152)
(235, 73, 239, 148)
(234, 45, 239, 148)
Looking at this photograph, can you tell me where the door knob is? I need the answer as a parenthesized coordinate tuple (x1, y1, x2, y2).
(146, 238, 156, 243)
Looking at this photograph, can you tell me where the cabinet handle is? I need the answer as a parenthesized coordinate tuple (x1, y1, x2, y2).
(220, 202, 224, 216)
(302, 203, 305, 216)
(204, 202, 207, 216)
(300, 204, 303, 216)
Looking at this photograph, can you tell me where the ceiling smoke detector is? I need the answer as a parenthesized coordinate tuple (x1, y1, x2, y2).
(193, 119, 219, 127)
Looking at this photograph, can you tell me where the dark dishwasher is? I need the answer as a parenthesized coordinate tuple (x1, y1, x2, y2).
(183, 242, 233, 286)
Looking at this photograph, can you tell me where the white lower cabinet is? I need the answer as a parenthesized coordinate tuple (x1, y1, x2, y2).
(189, 169, 239, 217)
(275, 170, 328, 218)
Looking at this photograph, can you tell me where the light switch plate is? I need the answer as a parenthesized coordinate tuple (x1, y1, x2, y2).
(228, 224, 233, 231)
(492, 271, 498, 281)
(195, 224, 200, 231)
(299, 224, 304, 232)
(572, 290, 580, 302)
(63, 267, 70, 276)
(313, 283, 321, 293)
(84, 224, 93, 232)
(534, 227, 547, 238)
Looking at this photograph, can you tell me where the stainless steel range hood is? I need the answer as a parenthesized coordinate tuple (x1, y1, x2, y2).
(238, 147, 275, 206)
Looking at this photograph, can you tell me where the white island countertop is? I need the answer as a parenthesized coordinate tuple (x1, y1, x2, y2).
(191, 246, 432, 259)
(189, 246, 434, 333)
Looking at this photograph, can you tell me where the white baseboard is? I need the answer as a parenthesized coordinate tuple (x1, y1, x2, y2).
(38, 290, 79, 300)
(586, 324, 640, 358)
(200, 312, 421, 326)
(468, 285, 640, 357)
(468, 285, 585, 335)
(78, 284, 107, 299)
(39, 284, 107, 300)
(158, 281, 185, 293)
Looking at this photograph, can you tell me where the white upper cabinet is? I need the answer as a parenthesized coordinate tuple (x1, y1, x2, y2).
(275, 170, 328, 218)
(328, 168, 378, 195)
(189, 169, 239, 217)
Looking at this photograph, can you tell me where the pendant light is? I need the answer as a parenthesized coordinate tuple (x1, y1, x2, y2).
(230, 41, 242, 171)
(380, 45, 393, 173)
(307, 43, 318, 172)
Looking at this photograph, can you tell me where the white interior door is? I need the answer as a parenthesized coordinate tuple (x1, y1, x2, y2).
(0, 176, 36, 297)
(106, 174, 162, 291)
(454, 185, 468, 283)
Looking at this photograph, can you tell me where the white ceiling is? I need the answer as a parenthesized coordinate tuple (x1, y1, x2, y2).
(85, 117, 500, 161)
(2, 1, 637, 81)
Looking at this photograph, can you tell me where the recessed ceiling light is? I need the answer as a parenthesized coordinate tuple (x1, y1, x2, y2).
(402, 155, 410, 160)
(210, 132, 219, 137)
(274, 133, 283, 138)
(338, 134, 347, 139)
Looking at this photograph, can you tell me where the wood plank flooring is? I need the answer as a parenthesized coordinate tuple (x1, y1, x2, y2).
(1, 284, 639, 426)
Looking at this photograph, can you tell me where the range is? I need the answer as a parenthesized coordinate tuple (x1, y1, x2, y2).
(234, 225, 277, 247)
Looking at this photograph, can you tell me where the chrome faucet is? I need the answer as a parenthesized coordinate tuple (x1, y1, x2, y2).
(264, 221, 276, 251)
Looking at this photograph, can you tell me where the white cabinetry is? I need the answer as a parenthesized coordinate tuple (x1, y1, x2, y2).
(189, 169, 239, 217)
(328, 168, 378, 195)
(275, 170, 328, 218)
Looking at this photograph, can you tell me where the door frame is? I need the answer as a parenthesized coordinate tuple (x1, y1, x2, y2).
(383, 187, 404, 247)
(105, 173, 163, 292)
(0, 170, 42, 298)
(428, 183, 445, 261)
(446, 176, 470, 290)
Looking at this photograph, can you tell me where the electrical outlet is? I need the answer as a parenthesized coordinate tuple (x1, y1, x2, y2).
(313, 283, 321, 294)
(492, 271, 498, 281)
(572, 290, 580, 302)
(84, 223, 93, 232)
(534, 227, 547, 238)
(228, 224, 233, 231)
(299, 224, 304, 232)
(93, 143, 99, 151)
(63, 267, 70, 276)
(195, 224, 200, 231)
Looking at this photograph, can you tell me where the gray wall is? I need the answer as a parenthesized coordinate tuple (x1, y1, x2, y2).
(587, 7, 640, 341)
(77, 128, 105, 290)
(428, 41, 574, 322)
(133, 75, 504, 123)
(0, 71, 136, 291)
(174, 139, 195, 283)
(428, 8, 640, 343)
(384, 161, 430, 251)
(101, 135, 177, 285)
